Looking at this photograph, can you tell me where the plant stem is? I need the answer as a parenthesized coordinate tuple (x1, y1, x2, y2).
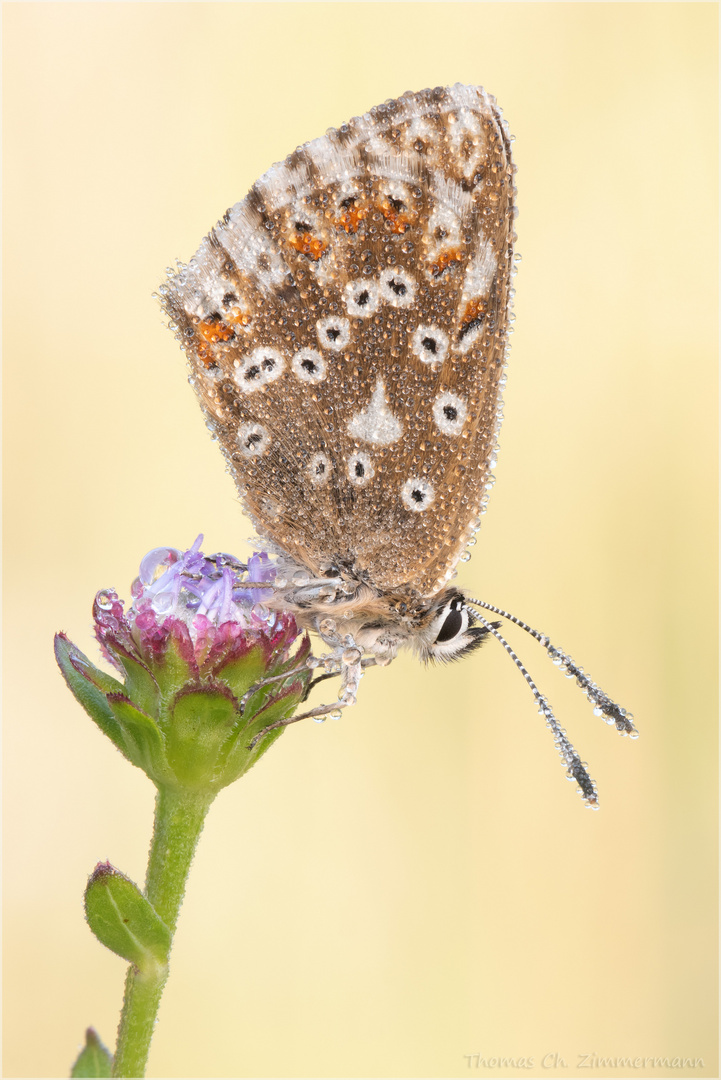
(111, 787, 215, 1078)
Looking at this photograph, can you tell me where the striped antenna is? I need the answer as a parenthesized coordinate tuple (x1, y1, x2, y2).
(466, 598, 637, 737)
(472, 613, 599, 808)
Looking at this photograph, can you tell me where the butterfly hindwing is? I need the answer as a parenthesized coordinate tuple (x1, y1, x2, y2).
(162, 84, 516, 597)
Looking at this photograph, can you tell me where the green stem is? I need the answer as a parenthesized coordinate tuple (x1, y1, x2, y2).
(111, 787, 215, 1078)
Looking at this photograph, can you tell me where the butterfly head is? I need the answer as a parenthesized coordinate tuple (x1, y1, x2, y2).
(417, 590, 492, 663)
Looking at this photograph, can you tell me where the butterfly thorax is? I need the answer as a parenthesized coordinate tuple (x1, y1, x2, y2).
(262, 556, 481, 662)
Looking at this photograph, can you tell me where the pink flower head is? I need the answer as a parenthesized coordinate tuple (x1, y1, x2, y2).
(58, 536, 311, 792)
(94, 536, 303, 678)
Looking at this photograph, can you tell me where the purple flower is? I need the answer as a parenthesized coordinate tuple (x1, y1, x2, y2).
(56, 537, 311, 792)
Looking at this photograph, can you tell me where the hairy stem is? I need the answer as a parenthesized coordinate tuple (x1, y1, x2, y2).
(111, 787, 214, 1078)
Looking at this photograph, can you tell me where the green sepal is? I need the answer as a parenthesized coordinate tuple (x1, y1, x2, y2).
(84, 863, 170, 974)
(246, 682, 306, 748)
(235, 643, 310, 720)
(165, 684, 239, 788)
(151, 627, 197, 697)
(54, 635, 127, 756)
(105, 695, 169, 783)
(217, 681, 306, 785)
(107, 648, 160, 720)
(214, 643, 276, 702)
(70, 1027, 112, 1078)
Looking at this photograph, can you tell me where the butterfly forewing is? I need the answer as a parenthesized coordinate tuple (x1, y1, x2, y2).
(163, 84, 516, 598)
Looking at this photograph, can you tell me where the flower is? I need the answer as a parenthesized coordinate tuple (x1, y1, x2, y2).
(55, 537, 311, 792)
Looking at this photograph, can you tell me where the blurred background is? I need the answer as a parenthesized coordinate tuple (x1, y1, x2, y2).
(3, 4, 717, 1078)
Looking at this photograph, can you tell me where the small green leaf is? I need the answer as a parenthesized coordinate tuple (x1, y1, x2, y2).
(70, 1027, 112, 1078)
(84, 863, 170, 973)
(54, 635, 128, 756)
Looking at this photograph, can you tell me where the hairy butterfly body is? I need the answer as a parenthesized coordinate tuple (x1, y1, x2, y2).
(161, 84, 636, 807)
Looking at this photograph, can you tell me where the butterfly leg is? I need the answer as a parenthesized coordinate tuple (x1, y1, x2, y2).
(246, 639, 380, 749)
(314, 618, 373, 706)
(240, 660, 313, 713)
(302, 654, 380, 701)
(247, 699, 350, 750)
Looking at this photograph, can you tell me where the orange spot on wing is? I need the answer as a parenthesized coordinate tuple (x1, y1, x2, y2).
(458, 297, 488, 338)
(198, 319, 234, 344)
(288, 233, 328, 261)
(379, 199, 415, 234)
(429, 248, 463, 277)
(196, 346, 219, 371)
(335, 205, 367, 233)
(461, 297, 486, 322)
(225, 309, 252, 328)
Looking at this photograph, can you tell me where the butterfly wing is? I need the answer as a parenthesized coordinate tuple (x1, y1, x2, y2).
(162, 84, 515, 598)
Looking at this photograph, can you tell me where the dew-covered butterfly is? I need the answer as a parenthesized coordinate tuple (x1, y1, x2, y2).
(159, 84, 636, 807)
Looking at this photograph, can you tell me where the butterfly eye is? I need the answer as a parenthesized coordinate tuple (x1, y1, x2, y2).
(435, 604, 465, 643)
(424, 593, 494, 663)
(427, 597, 482, 662)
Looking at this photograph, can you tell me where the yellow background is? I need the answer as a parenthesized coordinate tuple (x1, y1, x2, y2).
(4, 4, 717, 1078)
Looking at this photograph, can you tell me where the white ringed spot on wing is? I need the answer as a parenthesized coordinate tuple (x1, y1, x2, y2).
(432, 390, 467, 435)
(316, 316, 350, 352)
(234, 347, 285, 393)
(347, 451, 374, 487)
(411, 325, 449, 365)
(238, 422, 271, 458)
(401, 477, 435, 512)
(292, 348, 327, 384)
(379, 267, 416, 308)
(308, 452, 332, 486)
(345, 279, 380, 318)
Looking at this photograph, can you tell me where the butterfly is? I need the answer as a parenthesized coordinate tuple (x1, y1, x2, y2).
(160, 84, 636, 807)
